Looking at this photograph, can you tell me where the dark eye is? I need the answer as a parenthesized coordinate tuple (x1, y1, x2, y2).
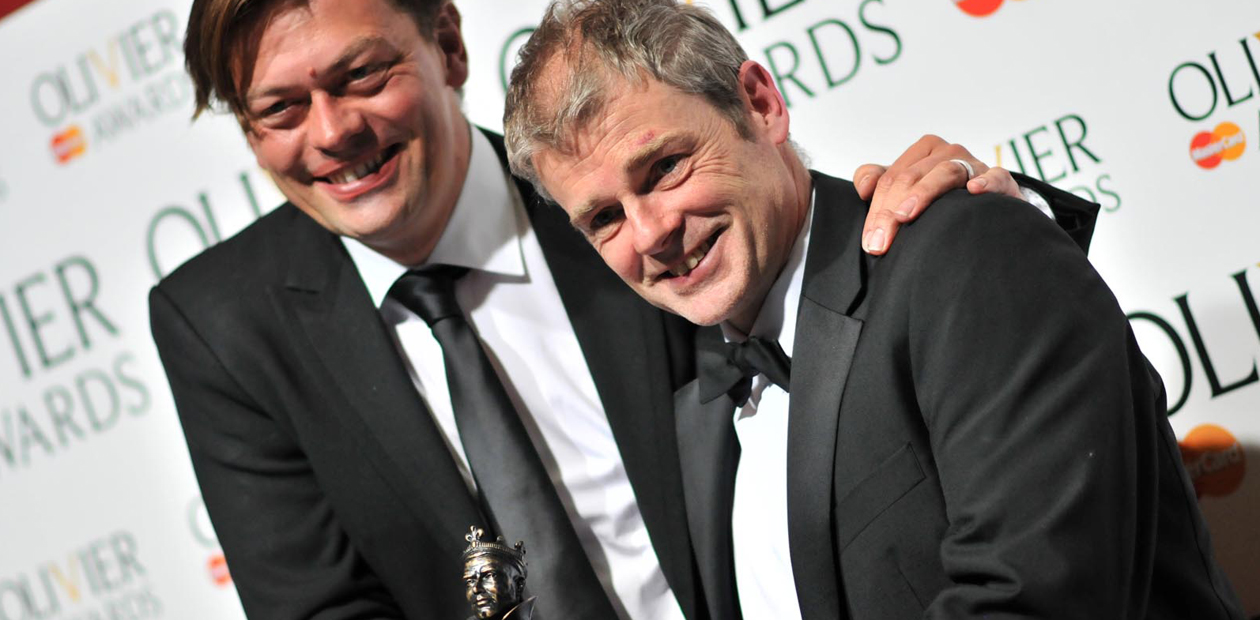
(261, 100, 292, 117)
(347, 64, 376, 81)
(345, 63, 390, 93)
(252, 98, 306, 128)
(646, 154, 685, 190)
(589, 205, 623, 231)
(656, 156, 679, 175)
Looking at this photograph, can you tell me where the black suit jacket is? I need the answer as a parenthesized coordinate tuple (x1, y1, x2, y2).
(678, 172, 1244, 619)
(150, 131, 701, 619)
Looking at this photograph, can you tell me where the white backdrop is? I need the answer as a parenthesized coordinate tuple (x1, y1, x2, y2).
(1, 0, 1257, 617)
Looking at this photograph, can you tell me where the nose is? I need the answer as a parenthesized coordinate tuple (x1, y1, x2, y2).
(627, 195, 683, 258)
(308, 91, 366, 155)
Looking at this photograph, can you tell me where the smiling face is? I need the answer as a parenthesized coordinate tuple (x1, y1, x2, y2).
(241, 0, 469, 265)
(533, 61, 810, 329)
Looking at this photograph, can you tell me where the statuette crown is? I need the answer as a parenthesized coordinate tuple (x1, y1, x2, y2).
(463, 526, 527, 576)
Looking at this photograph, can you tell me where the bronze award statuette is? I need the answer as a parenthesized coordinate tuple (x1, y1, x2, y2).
(462, 526, 537, 620)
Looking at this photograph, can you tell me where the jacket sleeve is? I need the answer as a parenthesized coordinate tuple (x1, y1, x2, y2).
(1012, 171, 1100, 254)
(905, 194, 1180, 618)
(149, 285, 404, 620)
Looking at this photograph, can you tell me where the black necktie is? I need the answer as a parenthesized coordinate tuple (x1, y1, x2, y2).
(387, 266, 616, 618)
(697, 334, 792, 406)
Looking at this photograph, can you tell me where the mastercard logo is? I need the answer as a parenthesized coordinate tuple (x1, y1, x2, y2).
(1190, 122, 1246, 169)
(1179, 424, 1245, 498)
(208, 553, 233, 587)
(954, 0, 1028, 18)
(50, 125, 87, 164)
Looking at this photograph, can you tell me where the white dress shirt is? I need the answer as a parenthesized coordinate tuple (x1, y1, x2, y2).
(722, 190, 814, 620)
(343, 129, 684, 620)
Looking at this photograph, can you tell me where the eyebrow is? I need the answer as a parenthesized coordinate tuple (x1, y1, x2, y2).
(566, 133, 683, 225)
(245, 35, 392, 104)
(624, 133, 678, 177)
(568, 200, 603, 228)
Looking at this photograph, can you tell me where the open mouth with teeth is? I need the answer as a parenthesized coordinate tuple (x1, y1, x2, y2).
(319, 144, 403, 185)
(662, 229, 723, 279)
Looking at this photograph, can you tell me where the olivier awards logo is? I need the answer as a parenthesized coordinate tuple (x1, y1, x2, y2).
(27, 9, 192, 166)
(0, 531, 164, 620)
(1179, 424, 1246, 499)
(992, 112, 1122, 212)
(952, 0, 1030, 18)
(1127, 262, 1260, 417)
(722, 0, 903, 109)
(1167, 31, 1260, 170)
(1, 255, 153, 479)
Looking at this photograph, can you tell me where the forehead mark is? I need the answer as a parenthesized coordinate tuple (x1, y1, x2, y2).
(633, 130, 656, 147)
(625, 133, 680, 174)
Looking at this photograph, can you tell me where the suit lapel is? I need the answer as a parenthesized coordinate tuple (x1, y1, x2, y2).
(675, 341, 742, 620)
(787, 173, 870, 620)
(272, 212, 483, 543)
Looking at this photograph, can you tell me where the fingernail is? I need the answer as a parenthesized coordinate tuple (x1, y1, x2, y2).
(863, 228, 887, 253)
(894, 197, 917, 218)
(971, 176, 988, 190)
(858, 174, 871, 191)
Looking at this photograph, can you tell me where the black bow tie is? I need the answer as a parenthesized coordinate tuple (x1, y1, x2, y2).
(698, 334, 792, 406)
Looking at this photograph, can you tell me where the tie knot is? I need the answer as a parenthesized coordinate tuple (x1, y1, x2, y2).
(728, 338, 784, 379)
(388, 265, 471, 327)
(698, 334, 792, 405)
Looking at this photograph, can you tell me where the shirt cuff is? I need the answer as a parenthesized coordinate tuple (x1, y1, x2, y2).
(1018, 185, 1055, 220)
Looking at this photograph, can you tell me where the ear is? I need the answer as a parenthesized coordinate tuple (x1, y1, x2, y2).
(737, 60, 790, 145)
(434, 1, 469, 89)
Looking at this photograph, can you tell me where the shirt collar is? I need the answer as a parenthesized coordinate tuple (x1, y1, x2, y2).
(343, 127, 528, 307)
(720, 185, 815, 359)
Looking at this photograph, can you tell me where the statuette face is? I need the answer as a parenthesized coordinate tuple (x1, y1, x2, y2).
(464, 556, 523, 618)
(462, 526, 531, 620)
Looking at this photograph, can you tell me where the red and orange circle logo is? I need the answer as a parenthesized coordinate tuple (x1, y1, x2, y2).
(50, 125, 87, 164)
(208, 553, 233, 587)
(1190, 122, 1246, 169)
(955, 0, 1005, 17)
(1179, 424, 1245, 498)
(955, 0, 1030, 18)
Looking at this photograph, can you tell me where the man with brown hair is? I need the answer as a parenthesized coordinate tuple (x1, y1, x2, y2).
(151, 0, 1098, 617)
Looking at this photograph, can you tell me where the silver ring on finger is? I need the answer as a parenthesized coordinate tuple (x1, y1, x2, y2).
(949, 158, 976, 180)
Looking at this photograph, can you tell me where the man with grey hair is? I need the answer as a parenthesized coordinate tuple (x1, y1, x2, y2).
(503, 1, 1244, 619)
